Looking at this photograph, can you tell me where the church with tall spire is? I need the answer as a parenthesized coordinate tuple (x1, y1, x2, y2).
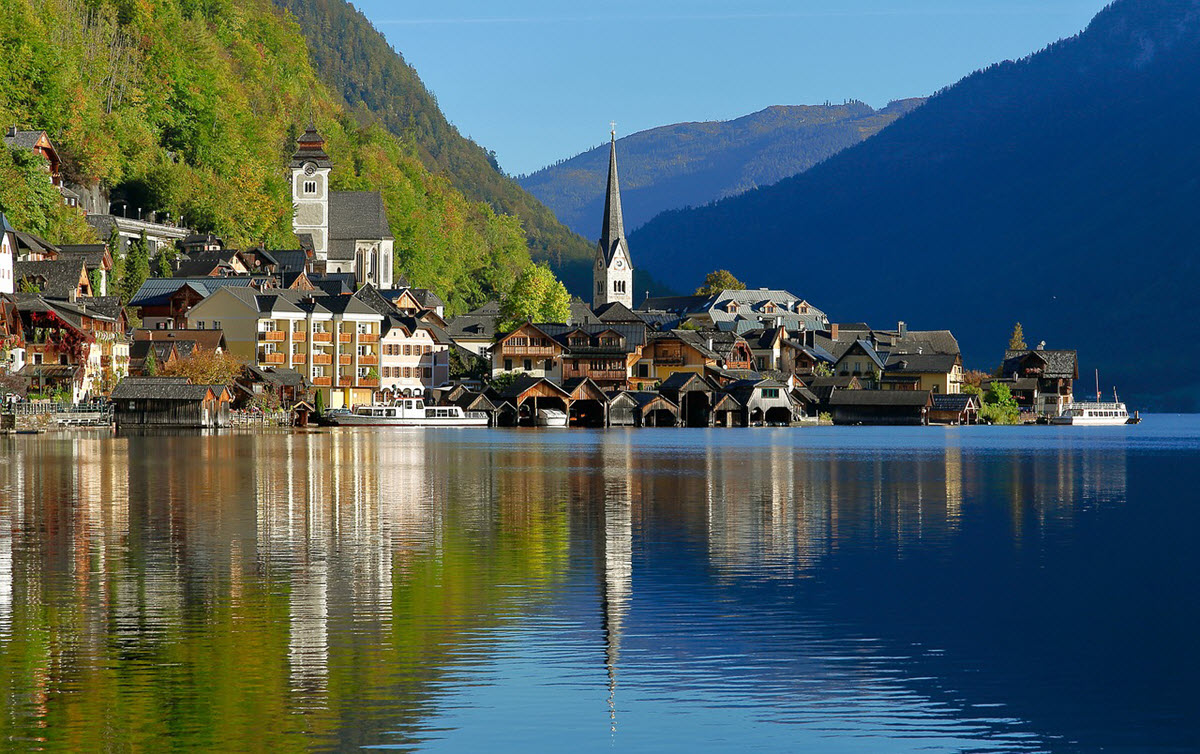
(593, 128, 633, 309)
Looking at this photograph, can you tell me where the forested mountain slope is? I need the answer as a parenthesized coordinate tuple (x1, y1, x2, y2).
(630, 0, 1200, 409)
(273, 0, 652, 297)
(520, 99, 924, 237)
(0, 0, 542, 314)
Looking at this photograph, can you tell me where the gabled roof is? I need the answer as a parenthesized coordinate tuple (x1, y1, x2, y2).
(1002, 348, 1079, 379)
(243, 364, 305, 387)
(56, 245, 111, 270)
(659, 371, 717, 393)
(111, 377, 217, 401)
(535, 322, 647, 353)
(930, 393, 980, 412)
(15, 259, 87, 298)
(829, 389, 932, 407)
(269, 250, 309, 274)
(884, 352, 960, 374)
(496, 374, 570, 401)
(129, 276, 256, 307)
(446, 313, 498, 340)
(593, 301, 643, 324)
(134, 328, 226, 352)
(622, 390, 678, 411)
(3, 129, 50, 150)
(329, 192, 392, 241)
(836, 339, 887, 371)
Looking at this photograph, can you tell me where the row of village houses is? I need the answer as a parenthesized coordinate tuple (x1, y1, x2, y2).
(0, 213, 1080, 426)
(0, 123, 1080, 426)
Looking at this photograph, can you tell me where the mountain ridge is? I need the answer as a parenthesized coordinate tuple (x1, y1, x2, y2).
(518, 98, 925, 238)
(629, 0, 1200, 409)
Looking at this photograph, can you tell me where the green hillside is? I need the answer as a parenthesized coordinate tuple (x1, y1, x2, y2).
(0, 0, 537, 313)
(271, 0, 599, 281)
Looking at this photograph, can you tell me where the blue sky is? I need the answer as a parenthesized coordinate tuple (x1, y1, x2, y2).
(355, 0, 1109, 176)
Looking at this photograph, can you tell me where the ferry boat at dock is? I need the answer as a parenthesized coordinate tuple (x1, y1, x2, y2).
(328, 399, 488, 427)
(1050, 371, 1137, 426)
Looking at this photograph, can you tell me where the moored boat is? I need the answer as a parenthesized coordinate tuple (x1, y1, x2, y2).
(329, 399, 488, 427)
(1050, 371, 1134, 426)
(536, 408, 568, 427)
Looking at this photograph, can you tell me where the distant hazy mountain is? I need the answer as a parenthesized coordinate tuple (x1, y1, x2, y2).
(630, 0, 1200, 409)
(518, 100, 925, 237)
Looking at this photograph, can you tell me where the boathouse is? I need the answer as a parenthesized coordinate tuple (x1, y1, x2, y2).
(928, 393, 981, 425)
(495, 374, 572, 426)
(828, 389, 931, 426)
(658, 372, 718, 427)
(111, 377, 233, 428)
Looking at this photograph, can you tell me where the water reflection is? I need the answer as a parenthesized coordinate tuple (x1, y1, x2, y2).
(0, 424, 1186, 753)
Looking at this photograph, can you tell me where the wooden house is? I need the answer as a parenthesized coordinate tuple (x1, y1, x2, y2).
(999, 347, 1078, 417)
(725, 379, 796, 425)
(111, 377, 232, 428)
(492, 323, 565, 380)
(492, 374, 572, 426)
(658, 371, 719, 427)
(610, 391, 679, 427)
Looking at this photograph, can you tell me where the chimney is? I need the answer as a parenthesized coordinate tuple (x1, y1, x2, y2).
(898, 320, 907, 337)
(830, 323, 839, 340)
(707, 337, 714, 351)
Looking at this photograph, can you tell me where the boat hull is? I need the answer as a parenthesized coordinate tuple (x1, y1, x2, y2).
(329, 415, 487, 427)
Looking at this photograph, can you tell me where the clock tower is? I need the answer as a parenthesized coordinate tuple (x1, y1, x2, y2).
(290, 122, 332, 264)
(593, 128, 633, 309)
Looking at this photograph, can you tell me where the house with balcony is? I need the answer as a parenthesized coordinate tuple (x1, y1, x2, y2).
(15, 259, 92, 299)
(15, 295, 128, 401)
(491, 322, 566, 380)
(632, 329, 722, 389)
(536, 323, 646, 392)
(998, 346, 1078, 417)
(185, 287, 382, 408)
(129, 277, 262, 330)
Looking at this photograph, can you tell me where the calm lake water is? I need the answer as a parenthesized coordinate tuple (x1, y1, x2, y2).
(1, 418, 1198, 752)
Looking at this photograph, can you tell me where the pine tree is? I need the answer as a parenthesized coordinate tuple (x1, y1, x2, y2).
(1008, 322, 1027, 351)
(143, 347, 158, 376)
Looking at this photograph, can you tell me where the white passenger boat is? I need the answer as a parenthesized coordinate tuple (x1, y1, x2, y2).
(1050, 401, 1131, 426)
(329, 399, 488, 427)
(536, 408, 568, 427)
(1050, 371, 1136, 426)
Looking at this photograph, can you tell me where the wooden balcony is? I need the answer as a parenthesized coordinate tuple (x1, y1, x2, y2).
(261, 353, 285, 365)
(338, 354, 352, 365)
(311, 353, 332, 365)
(565, 368, 626, 382)
(312, 332, 332, 343)
(337, 377, 352, 387)
(259, 331, 285, 342)
(312, 377, 332, 387)
(358, 378, 379, 388)
(338, 333, 352, 343)
(358, 355, 378, 366)
(502, 346, 557, 357)
(358, 333, 378, 343)
(291, 331, 306, 342)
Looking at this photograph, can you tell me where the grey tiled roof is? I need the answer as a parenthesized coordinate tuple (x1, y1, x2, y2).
(129, 277, 255, 307)
(111, 377, 215, 401)
(446, 314, 498, 340)
(884, 352, 960, 374)
(1002, 349, 1079, 379)
(829, 389, 932, 407)
(2, 129, 47, 150)
(14, 260, 86, 299)
(930, 393, 979, 412)
(329, 192, 393, 241)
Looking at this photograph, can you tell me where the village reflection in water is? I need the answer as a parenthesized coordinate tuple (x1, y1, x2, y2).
(0, 428, 1134, 751)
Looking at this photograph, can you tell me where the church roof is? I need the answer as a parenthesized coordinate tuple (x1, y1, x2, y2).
(329, 191, 393, 242)
(596, 135, 630, 266)
(289, 124, 332, 169)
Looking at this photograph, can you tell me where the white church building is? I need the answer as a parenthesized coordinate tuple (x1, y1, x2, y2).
(290, 124, 393, 288)
(593, 130, 633, 310)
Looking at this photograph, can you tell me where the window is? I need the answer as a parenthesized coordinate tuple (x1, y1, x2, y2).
(403, 367, 411, 378)
(510, 336, 528, 347)
(212, 320, 221, 330)
(403, 344, 412, 356)
(357, 345, 370, 356)
(762, 388, 780, 399)
(613, 280, 626, 294)
(523, 359, 533, 371)
(504, 359, 513, 371)
(196, 321, 205, 330)
(32, 353, 42, 365)
(423, 345, 432, 354)
(637, 363, 649, 378)
(544, 359, 553, 371)
(357, 322, 370, 334)
(304, 180, 316, 194)
(423, 367, 432, 378)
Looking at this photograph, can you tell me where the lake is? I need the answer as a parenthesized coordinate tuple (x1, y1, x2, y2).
(1, 418, 1197, 752)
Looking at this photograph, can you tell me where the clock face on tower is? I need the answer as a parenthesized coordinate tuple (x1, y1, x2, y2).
(615, 259, 624, 270)
(304, 163, 316, 176)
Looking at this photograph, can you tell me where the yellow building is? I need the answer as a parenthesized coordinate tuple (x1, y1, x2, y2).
(881, 352, 963, 394)
(186, 287, 383, 408)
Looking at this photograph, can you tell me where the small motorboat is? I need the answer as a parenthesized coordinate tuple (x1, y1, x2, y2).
(536, 408, 568, 427)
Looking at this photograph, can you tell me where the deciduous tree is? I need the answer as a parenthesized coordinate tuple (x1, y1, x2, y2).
(497, 264, 570, 332)
(695, 269, 746, 296)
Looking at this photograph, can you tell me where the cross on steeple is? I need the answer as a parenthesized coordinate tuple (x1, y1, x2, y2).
(610, 121, 617, 139)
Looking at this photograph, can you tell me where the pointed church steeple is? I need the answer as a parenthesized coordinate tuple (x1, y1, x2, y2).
(593, 127, 633, 309)
(598, 131, 627, 264)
